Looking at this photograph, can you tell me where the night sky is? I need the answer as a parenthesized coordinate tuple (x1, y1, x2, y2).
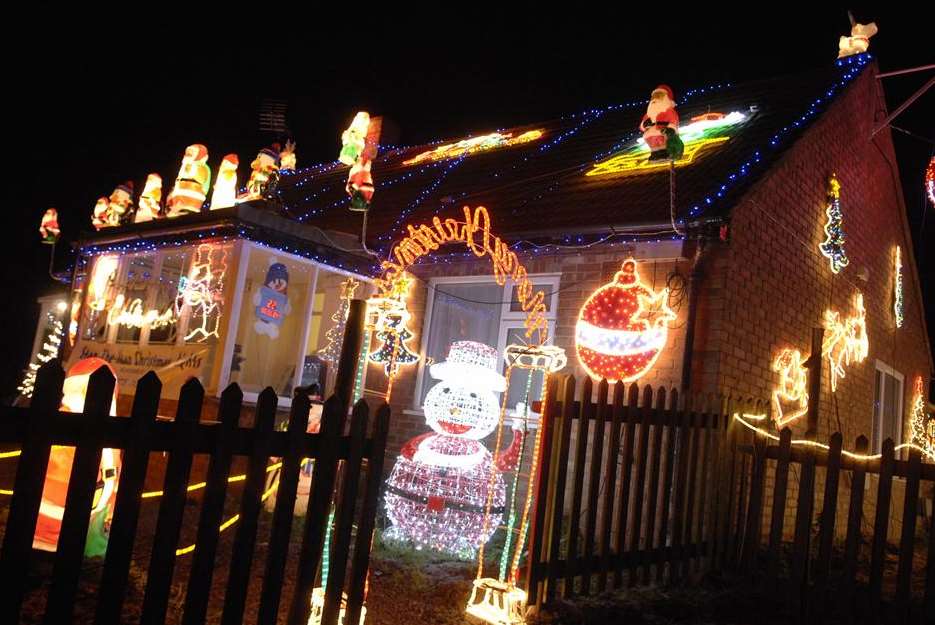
(5, 9, 932, 400)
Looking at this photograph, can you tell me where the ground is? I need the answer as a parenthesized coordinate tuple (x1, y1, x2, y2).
(5, 495, 930, 624)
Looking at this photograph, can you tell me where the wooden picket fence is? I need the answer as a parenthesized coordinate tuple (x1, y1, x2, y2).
(525, 376, 734, 604)
(733, 426, 935, 624)
(524, 374, 934, 624)
(0, 361, 390, 625)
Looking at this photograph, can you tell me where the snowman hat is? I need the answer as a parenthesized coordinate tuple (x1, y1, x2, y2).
(429, 341, 507, 392)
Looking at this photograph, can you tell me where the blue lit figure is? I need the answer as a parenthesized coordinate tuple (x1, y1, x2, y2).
(253, 262, 291, 339)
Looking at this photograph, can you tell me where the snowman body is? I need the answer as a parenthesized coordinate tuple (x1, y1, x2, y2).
(384, 341, 507, 558)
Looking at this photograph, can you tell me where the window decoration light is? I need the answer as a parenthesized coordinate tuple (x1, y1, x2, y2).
(818, 173, 849, 274)
(384, 341, 509, 558)
(107, 294, 176, 330)
(908, 376, 935, 461)
(586, 111, 748, 176)
(894, 245, 904, 328)
(87, 256, 119, 311)
(318, 277, 360, 364)
(177, 243, 229, 342)
(39, 208, 60, 244)
(822, 291, 868, 392)
(575, 258, 677, 383)
(771, 348, 809, 428)
(166, 144, 211, 217)
(402, 130, 544, 166)
(367, 273, 419, 399)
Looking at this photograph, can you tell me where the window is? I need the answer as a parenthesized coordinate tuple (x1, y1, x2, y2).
(872, 360, 904, 454)
(415, 275, 560, 411)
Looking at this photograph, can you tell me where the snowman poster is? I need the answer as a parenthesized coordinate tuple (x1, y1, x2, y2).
(253, 261, 291, 339)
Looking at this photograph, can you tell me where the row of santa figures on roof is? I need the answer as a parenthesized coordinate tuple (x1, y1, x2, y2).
(90, 141, 297, 230)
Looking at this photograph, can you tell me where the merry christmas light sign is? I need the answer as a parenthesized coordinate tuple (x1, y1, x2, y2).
(587, 111, 749, 176)
(575, 258, 677, 383)
(376, 206, 549, 344)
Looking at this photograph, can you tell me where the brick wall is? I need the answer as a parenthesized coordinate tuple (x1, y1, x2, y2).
(699, 62, 932, 447)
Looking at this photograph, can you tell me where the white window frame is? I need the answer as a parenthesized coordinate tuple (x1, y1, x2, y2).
(872, 359, 904, 454)
(412, 273, 561, 411)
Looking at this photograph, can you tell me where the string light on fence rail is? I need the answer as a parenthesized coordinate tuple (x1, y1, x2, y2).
(732, 413, 932, 461)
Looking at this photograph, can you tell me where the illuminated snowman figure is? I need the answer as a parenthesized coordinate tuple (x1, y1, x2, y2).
(385, 341, 522, 558)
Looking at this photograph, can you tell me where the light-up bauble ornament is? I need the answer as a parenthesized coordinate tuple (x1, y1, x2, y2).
(575, 258, 676, 383)
(34, 358, 120, 556)
(423, 341, 506, 439)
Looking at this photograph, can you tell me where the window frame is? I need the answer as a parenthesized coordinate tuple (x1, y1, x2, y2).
(412, 273, 561, 411)
(872, 359, 905, 454)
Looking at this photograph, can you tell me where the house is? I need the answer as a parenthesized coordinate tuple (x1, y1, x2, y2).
(60, 53, 931, 467)
(273, 52, 931, 458)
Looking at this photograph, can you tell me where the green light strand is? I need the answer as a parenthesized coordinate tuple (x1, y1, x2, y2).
(321, 508, 335, 583)
(352, 331, 372, 404)
(498, 372, 533, 581)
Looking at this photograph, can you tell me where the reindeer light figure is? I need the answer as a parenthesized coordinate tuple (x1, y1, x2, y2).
(822, 292, 869, 392)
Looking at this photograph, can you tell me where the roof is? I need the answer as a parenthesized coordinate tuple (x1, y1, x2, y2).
(74, 202, 378, 277)
(277, 54, 873, 251)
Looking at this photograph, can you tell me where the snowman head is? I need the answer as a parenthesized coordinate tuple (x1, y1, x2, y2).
(423, 341, 506, 440)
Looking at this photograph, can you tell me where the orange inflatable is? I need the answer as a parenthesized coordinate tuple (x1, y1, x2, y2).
(33, 358, 121, 556)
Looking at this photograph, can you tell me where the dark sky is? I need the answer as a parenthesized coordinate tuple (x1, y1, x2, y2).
(4, 8, 932, 399)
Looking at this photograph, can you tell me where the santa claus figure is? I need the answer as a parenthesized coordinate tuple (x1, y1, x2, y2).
(346, 158, 374, 211)
(106, 181, 134, 226)
(135, 173, 163, 223)
(40, 208, 60, 244)
(211, 154, 239, 209)
(640, 85, 683, 161)
(239, 146, 281, 202)
(166, 144, 212, 217)
(92, 197, 110, 230)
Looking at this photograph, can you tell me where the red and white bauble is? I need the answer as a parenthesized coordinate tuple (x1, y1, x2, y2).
(575, 258, 675, 383)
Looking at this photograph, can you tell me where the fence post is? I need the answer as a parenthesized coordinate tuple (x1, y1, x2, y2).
(894, 448, 922, 623)
(805, 327, 823, 437)
(44, 366, 115, 624)
(221, 388, 278, 625)
(765, 428, 793, 584)
(545, 376, 576, 601)
(868, 439, 895, 624)
(140, 378, 204, 625)
(287, 395, 347, 625)
(257, 389, 313, 625)
(841, 435, 869, 620)
(564, 377, 592, 597)
(0, 360, 64, 623)
(344, 403, 391, 625)
(581, 380, 609, 595)
(333, 299, 366, 408)
(182, 383, 243, 625)
(95, 371, 161, 625)
(812, 431, 843, 621)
